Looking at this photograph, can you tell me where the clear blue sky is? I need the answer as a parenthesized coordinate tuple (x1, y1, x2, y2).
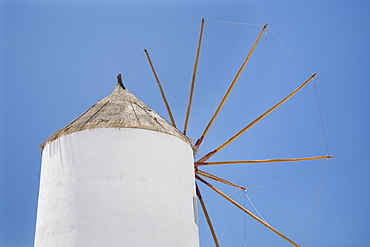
(1, 1, 369, 246)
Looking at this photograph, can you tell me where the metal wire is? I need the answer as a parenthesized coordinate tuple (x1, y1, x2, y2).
(122, 51, 144, 79)
(245, 192, 268, 224)
(304, 159, 330, 246)
(219, 193, 241, 242)
(146, 20, 201, 50)
(314, 78, 331, 154)
(248, 161, 323, 190)
(206, 20, 264, 27)
(267, 27, 313, 74)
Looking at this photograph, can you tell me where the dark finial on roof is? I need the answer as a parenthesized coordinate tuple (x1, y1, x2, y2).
(117, 73, 125, 89)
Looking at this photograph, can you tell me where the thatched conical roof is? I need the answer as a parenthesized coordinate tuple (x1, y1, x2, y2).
(40, 75, 191, 149)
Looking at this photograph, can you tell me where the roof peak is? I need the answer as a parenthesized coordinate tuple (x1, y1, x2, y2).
(117, 73, 125, 89)
(39, 75, 191, 149)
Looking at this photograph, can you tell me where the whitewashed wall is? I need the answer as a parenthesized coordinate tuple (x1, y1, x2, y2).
(34, 128, 199, 247)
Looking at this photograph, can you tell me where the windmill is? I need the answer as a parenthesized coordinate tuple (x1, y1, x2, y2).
(34, 19, 333, 247)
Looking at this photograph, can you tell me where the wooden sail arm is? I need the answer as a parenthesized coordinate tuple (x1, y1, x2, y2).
(196, 169, 246, 191)
(197, 73, 317, 163)
(196, 175, 300, 247)
(194, 24, 268, 149)
(196, 183, 220, 247)
(195, 155, 334, 166)
(144, 49, 177, 127)
(184, 18, 205, 135)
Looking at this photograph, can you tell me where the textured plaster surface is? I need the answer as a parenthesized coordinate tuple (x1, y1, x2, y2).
(35, 128, 199, 247)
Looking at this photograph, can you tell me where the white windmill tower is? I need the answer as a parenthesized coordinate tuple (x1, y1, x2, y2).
(34, 75, 199, 246)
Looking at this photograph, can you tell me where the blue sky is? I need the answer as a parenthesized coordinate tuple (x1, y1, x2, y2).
(1, 0, 369, 246)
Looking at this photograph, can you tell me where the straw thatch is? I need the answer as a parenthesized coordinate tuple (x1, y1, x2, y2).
(39, 79, 191, 149)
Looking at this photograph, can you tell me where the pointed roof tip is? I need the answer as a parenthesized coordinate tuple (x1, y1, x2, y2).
(117, 73, 125, 89)
(39, 74, 192, 149)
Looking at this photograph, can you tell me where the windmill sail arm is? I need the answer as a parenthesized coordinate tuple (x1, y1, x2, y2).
(195, 155, 334, 166)
(183, 18, 205, 135)
(196, 169, 246, 191)
(144, 49, 177, 128)
(194, 23, 268, 150)
(196, 73, 317, 163)
(196, 183, 220, 247)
